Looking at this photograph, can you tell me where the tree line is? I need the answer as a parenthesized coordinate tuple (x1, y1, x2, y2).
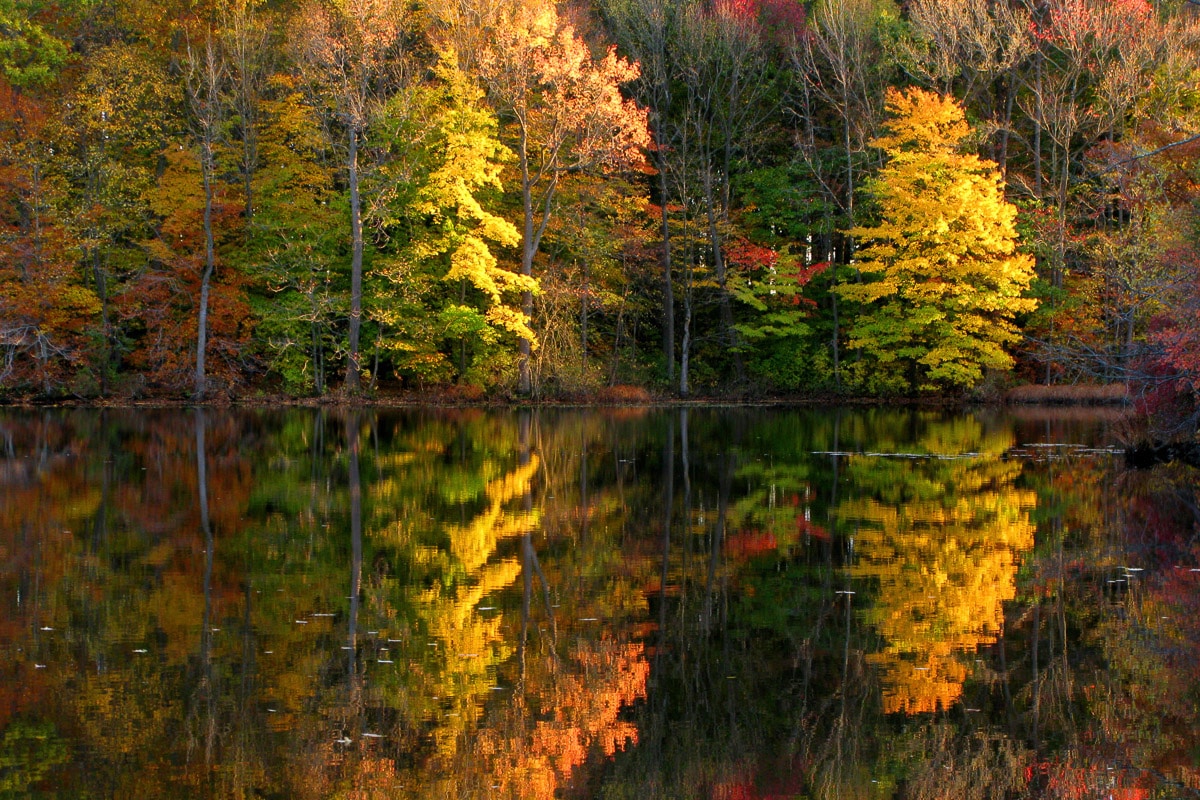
(1, 0, 1199, 406)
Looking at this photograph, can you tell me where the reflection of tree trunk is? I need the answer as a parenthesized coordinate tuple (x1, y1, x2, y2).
(236, 572, 254, 797)
(518, 410, 533, 685)
(579, 432, 589, 545)
(680, 408, 691, 592)
(1056, 546, 1074, 728)
(92, 410, 110, 552)
(196, 409, 216, 766)
(520, 535, 532, 688)
(346, 411, 362, 683)
(658, 413, 674, 677)
(641, 412, 676, 764)
(703, 452, 731, 634)
(1031, 602, 1041, 750)
(343, 410, 364, 750)
(837, 588, 852, 768)
(999, 635, 1016, 739)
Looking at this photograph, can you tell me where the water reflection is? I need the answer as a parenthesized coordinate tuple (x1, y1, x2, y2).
(1, 407, 1198, 798)
(838, 414, 1036, 714)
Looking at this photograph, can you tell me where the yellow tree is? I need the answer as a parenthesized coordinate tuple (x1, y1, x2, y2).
(371, 53, 535, 386)
(837, 87, 1036, 394)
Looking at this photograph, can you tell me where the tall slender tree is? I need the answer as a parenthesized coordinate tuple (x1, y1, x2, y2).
(185, 34, 226, 398)
(296, 0, 406, 392)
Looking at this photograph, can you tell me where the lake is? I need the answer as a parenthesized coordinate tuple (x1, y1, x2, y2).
(1, 406, 1197, 799)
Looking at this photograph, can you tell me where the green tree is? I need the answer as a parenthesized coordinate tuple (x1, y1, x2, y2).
(837, 87, 1036, 394)
(247, 76, 344, 394)
(0, 0, 71, 89)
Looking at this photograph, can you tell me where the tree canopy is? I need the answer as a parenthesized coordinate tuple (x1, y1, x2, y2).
(0, 0, 1198, 414)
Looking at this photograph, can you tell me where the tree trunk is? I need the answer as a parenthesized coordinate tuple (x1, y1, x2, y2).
(345, 125, 364, 392)
(196, 134, 216, 399)
(518, 132, 535, 396)
(679, 283, 692, 397)
(657, 150, 675, 385)
(704, 165, 743, 384)
(580, 258, 588, 375)
(1033, 53, 1044, 199)
(91, 247, 110, 398)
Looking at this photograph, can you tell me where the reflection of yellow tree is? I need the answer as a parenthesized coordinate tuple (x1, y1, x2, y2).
(373, 453, 541, 755)
(841, 416, 1035, 713)
(363, 417, 647, 798)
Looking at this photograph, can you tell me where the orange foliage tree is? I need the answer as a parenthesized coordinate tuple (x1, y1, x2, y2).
(473, 0, 650, 394)
(0, 83, 97, 395)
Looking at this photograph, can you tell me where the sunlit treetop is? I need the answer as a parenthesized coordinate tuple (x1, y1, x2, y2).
(869, 86, 971, 155)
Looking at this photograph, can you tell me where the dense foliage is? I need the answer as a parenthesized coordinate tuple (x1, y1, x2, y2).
(1, 0, 1198, 406)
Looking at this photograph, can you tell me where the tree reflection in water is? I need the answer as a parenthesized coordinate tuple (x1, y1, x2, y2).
(839, 415, 1036, 714)
(0, 407, 1198, 798)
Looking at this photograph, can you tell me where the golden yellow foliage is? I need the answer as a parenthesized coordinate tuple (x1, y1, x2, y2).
(838, 87, 1037, 393)
(841, 418, 1036, 713)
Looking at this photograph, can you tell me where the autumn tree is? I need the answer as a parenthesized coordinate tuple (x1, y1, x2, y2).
(0, 81, 97, 394)
(0, 0, 72, 90)
(1016, 0, 1200, 385)
(837, 88, 1036, 393)
(0, 1, 79, 391)
(369, 53, 534, 388)
(54, 43, 178, 396)
(246, 75, 343, 394)
(475, 0, 650, 395)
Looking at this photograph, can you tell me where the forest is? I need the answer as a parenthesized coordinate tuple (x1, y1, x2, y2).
(1, 0, 1199, 409)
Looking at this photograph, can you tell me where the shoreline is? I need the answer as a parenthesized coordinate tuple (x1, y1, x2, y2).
(0, 386, 1134, 411)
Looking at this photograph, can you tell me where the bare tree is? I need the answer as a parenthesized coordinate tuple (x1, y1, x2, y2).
(223, 0, 270, 223)
(792, 0, 893, 389)
(899, 0, 1031, 173)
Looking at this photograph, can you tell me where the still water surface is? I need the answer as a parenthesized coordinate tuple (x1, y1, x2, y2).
(1, 406, 1197, 798)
